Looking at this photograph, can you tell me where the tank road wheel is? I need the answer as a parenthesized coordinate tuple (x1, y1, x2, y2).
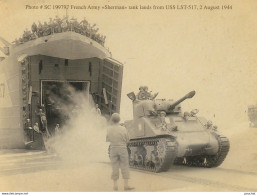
(203, 135, 230, 168)
(157, 139, 167, 158)
(154, 139, 168, 172)
(152, 138, 177, 173)
(128, 138, 177, 173)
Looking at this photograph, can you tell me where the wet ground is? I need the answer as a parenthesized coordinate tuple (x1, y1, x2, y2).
(0, 124, 256, 192)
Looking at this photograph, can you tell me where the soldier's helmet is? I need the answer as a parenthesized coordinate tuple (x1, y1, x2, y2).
(207, 120, 213, 126)
(139, 86, 144, 90)
(160, 111, 166, 117)
(111, 113, 120, 123)
(144, 86, 148, 91)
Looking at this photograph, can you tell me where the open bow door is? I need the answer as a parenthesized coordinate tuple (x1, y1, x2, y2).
(99, 58, 123, 117)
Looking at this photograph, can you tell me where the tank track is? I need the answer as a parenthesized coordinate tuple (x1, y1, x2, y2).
(128, 137, 177, 173)
(174, 134, 230, 168)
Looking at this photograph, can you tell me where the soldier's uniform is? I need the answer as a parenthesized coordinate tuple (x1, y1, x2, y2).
(106, 123, 130, 181)
(24, 119, 33, 141)
(36, 109, 50, 137)
(137, 86, 147, 100)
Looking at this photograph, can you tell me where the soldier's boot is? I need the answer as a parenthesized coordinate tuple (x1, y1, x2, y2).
(124, 179, 134, 191)
(113, 180, 118, 191)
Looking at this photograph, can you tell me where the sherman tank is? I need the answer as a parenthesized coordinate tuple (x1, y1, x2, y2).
(125, 90, 230, 172)
(248, 105, 257, 127)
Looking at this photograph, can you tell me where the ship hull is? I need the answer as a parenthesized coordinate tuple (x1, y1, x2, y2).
(0, 32, 123, 149)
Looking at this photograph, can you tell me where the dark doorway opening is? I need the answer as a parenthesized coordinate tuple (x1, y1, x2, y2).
(41, 80, 90, 134)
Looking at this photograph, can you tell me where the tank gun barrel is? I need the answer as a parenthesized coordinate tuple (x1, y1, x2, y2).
(169, 91, 195, 110)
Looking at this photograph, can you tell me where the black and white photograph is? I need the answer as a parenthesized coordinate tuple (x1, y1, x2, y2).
(0, 0, 256, 192)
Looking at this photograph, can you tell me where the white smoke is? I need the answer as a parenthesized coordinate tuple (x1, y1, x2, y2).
(44, 85, 110, 164)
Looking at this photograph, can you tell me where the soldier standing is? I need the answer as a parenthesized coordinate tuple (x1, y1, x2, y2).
(33, 122, 40, 134)
(80, 17, 89, 36)
(137, 86, 146, 100)
(100, 35, 106, 46)
(54, 124, 61, 135)
(48, 18, 55, 34)
(43, 22, 50, 36)
(54, 15, 62, 33)
(95, 104, 101, 115)
(143, 86, 158, 100)
(106, 113, 134, 191)
(37, 21, 43, 37)
(24, 119, 33, 141)
(61, 19, 68, 32)
(91, 104, 101, 115)
(35, 108, 50, 137)
(31, 22, 37, 34)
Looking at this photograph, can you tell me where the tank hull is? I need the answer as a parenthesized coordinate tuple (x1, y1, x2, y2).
(127, 132, 230, 172)
(125, 97, 230, 172)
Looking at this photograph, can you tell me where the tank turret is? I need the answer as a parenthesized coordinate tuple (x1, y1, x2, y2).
(125, 88, 230, 173)
(127, 90, 195, 119)
(154, 90, 195, 113)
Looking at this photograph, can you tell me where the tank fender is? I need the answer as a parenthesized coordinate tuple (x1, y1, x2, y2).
(205, 132, 219, 155)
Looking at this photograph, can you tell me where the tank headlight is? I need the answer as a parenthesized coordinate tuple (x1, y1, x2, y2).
(212, 125, 218, 131)
(184, 112, 190, 120)
(205, 120, 213, 129)
(190, 109, 199, 116)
